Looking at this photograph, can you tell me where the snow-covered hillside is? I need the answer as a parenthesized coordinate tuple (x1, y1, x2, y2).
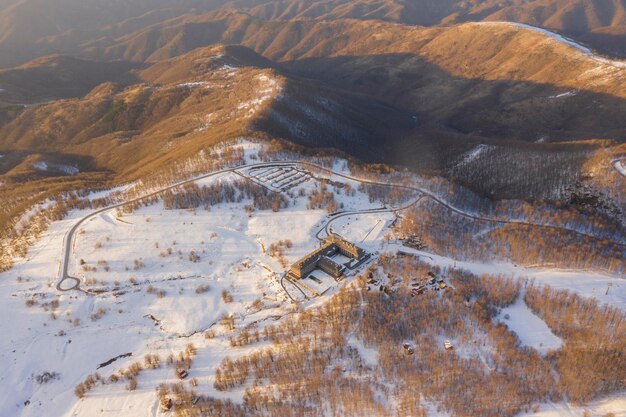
(1, 147, 624, 417)
(0, 163, 390, 417)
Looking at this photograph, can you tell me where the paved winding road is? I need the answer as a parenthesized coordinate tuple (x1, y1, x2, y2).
(57, 160, 625, 294)
(57, 162, 290, 292)
(300, 161, 626, 247)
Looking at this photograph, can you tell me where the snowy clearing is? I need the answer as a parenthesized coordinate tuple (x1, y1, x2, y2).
(0, 163, 388, 417)
(495, 292, 563, 355)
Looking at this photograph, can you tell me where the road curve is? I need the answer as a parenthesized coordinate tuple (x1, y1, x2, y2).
(57, 162, 293, 292)
(57, 160, 626, 294)
(314, 195, 425, 241)
(299, 161, 626, 248)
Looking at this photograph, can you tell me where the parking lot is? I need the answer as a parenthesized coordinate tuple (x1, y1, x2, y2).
(242, 166, 312, 192)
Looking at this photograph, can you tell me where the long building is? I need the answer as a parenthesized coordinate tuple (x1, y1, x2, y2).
(289, 234, 367, 280)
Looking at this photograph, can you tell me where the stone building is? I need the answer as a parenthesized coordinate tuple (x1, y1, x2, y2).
(288, 234, 367, 279)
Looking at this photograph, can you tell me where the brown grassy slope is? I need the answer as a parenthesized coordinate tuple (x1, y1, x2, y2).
(0, 46, 284, 177)
(236, 0, 626, 56)
(0, 55, 140, 104)
(0, 43, 417, 174)
(0, 45, 278, 236)
(138, 44, 275, 84)
(82, 14, 626, 145)
(88, 14, 626, 99)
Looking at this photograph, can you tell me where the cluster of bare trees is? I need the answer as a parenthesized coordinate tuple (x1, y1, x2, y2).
(399, 201, 625, 274)
(268, 240, 292, 267)
(447, 143, 592, 200)
(306, 181, 340, 213)
(524, 284, 625, 403)
(118, 143, 249, 203)
(0, 192, 91, 271)
(162, 179, 288, 212)
(359, 183, 418, 206)
(75, 344, 197, 400)
(204, 254, 622, 416)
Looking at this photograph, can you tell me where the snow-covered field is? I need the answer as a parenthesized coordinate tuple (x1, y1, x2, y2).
(0, 166, 388, 417)
(495, 291, 563, 355)
(1, 151, 625, 417)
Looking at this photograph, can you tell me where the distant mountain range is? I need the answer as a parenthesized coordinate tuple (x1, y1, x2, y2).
(1, 0, 626, 69)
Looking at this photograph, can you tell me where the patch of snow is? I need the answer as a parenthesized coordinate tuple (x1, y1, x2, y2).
(221, 64, 237, 77)
(457, 144, 493, 166)
(58, 165, 79, 175)
(516, 394, 626, 417)
(33, 161, 79, 175)
(176, 81, 211, 89)
(495, 291, 563, 355)
(195, 112, 216, 132)
(547, 90, 579, 99)
(235, 74, 282, 118)
(86, 184, 135, 201)
(421, 400, 453, 417)
(32, 161, 48, 171)
(348, 338, 378, 367)
(613, 160, 626, 178)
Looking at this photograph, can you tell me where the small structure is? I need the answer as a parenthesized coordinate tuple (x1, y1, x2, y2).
(176, 368, 188, 379)
(308, 275, 322, 284)
(403, 342, 415, 356)
(160, 397, 173, 411)
(444, 340, 454, 350)
(411, 286, 426, 296)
